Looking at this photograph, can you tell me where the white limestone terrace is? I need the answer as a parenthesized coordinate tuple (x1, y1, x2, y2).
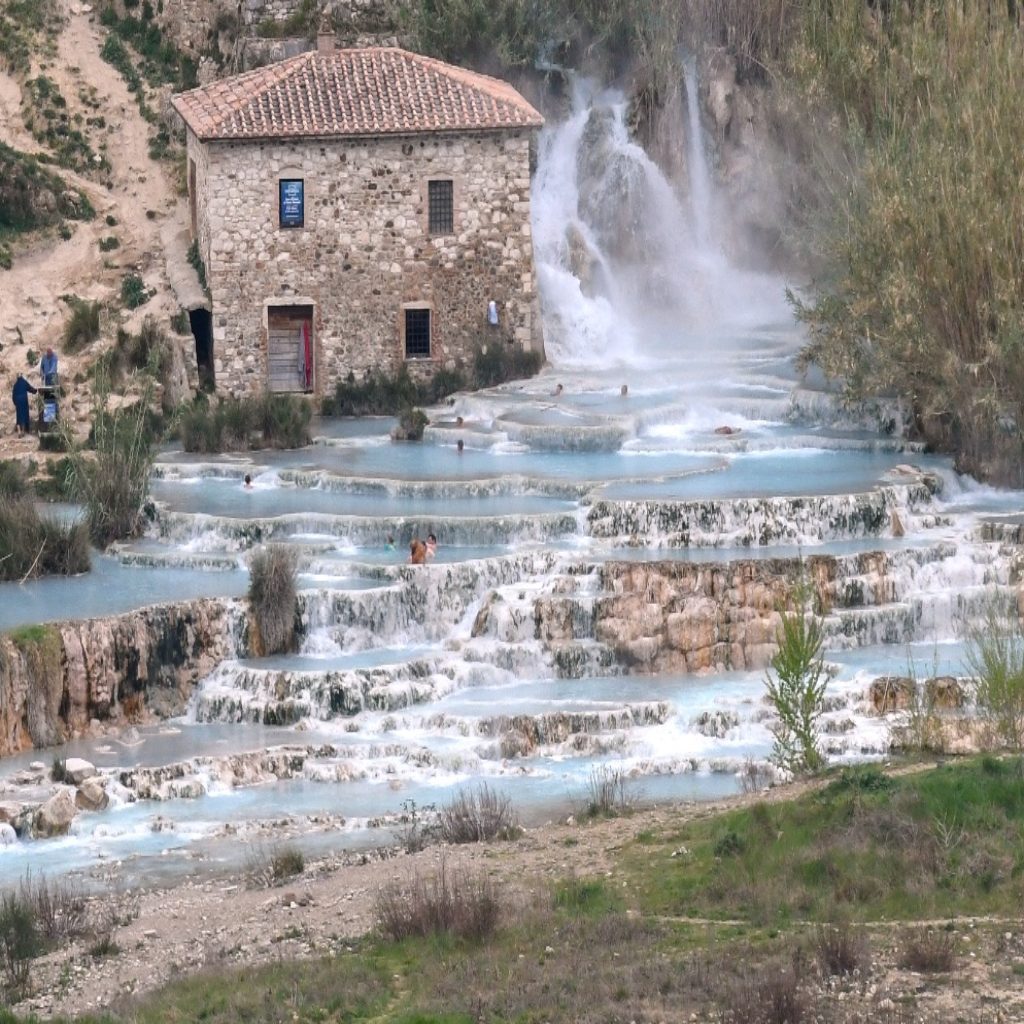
(3, 76, 1024, 886)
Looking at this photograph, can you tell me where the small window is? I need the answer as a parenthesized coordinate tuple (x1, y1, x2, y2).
(279, 179, 304, 229)
(405, 308, 431, 359)
(427, 179, 453, 234)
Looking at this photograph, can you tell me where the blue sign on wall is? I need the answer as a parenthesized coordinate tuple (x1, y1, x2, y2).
(279, 179, 304, 228)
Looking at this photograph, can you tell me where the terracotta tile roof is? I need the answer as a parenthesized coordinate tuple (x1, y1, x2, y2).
(172, 47, 543, 142)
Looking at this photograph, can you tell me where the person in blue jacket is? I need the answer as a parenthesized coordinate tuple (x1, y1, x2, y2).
(12, 374, 36, 435)
(40, 348, 58, 387)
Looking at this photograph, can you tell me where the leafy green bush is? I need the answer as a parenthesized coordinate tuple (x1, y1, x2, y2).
(764, 581, 827, 776)
(62, 296, 100, 352)
(248, 545, 298, 656)
(394, 406, 428, 441)
(98, 235, 119, 252)
(120, 272, 150, 309)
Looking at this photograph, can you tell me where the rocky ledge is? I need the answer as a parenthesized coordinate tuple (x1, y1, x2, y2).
(0, 599, 237, 757)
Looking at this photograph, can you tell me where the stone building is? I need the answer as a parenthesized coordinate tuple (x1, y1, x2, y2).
(172, 39, 544, 397)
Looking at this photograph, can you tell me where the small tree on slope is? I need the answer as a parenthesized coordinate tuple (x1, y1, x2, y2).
(765, 581, 827, 776)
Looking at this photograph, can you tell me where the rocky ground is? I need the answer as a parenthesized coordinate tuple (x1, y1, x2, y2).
(7, 780, 1020, 1022)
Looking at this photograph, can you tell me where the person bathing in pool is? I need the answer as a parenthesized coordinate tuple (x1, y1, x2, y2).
(409, 538, 427, 564)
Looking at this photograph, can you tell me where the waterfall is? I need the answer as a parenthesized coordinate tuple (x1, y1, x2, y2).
(532, 72, 792, 372)
(683, 58, 715, 252)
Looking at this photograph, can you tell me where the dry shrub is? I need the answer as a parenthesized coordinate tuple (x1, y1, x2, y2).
(248, 545, 298, 655)
(246, 844, 305, 888)
(18, 872, 87, 943)
(438, 783, 520, 844)
(585, 765, 633, 817)
(719, 961, 808, 1024)
(375, 860, 500, 943)
(739, 758, 774, 794)
(897, 927, 956, 973)
(813, 919, 870, 977)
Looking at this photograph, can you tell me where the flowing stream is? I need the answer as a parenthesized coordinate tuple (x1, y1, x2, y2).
(1, 72, 1021, 887)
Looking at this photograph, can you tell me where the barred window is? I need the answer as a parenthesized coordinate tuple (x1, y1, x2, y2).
(427, 179, 454, 234)
(405, 308, 431, 359)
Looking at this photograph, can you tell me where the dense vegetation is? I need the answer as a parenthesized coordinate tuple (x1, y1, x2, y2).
(322, 347, 543, 416)
(0, 461, 89, 581)
(784, 1, 1024, 484)
(177, 393, 312, 452)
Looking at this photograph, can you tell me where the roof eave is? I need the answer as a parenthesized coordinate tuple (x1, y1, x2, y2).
(192, 121, 544, 145)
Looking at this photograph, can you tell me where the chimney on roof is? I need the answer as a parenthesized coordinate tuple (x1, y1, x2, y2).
(317, 12, 335, 53)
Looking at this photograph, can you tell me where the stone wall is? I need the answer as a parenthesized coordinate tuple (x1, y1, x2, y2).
(189, 126, 544, 397)
(0, 601, 235, 757)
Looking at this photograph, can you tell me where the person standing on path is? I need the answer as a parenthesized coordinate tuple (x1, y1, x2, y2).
(40, 348, 58, 387)
(12, 374, 36, 435)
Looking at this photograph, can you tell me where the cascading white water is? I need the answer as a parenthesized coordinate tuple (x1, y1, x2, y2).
(683, 58, 715, 251)
(532, 72, 792, 372)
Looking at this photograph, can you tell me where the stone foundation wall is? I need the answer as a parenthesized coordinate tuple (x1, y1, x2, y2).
(190, 127, 543, 397)
(0, 601, 235, 757)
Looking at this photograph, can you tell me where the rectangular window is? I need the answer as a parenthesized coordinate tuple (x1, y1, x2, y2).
(427, 179, 453, 235)
(279, 179, 304, 229)
(405, 308, 431, 359)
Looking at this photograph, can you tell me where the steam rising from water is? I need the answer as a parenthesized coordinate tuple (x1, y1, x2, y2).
(532, 75, 792, 371)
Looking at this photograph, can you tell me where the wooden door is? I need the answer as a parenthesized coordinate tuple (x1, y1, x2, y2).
(267, 305, 313, 393)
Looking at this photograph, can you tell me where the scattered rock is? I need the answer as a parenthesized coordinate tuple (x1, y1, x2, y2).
(34, 789, 77, 837)
(63, 757, 97, 784)
(925, 676, 966, 709)
(868, 676, 916, 714)
(0, 823, 16, 846)
(76, 778, 109, 811)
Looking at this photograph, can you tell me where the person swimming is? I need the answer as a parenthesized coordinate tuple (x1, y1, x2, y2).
(385, 534, 396, 551)
(243, 474, 253, 489)
(456, 415, 464, 427)
(426, 533, 437, 559)
(552, 383, 564, 397)
(457, 439, 464, 453)
(620, 384, 628, 397)
(409, 538, 427, 564)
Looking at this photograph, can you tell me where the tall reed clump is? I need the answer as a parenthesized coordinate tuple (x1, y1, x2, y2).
(64, 370, 158, 548)
(964, 598, 1024, 751)
(789, 2, 1024, 484)
(248, 545, 298, 656)
(177, 393, 311, 453)
(0, 462, 89, 582)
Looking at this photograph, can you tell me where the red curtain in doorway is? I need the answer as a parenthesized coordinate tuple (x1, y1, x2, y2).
(302, 321, 312, 391)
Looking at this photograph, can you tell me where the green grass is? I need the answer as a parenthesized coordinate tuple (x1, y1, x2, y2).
(619, 760, 1024, 925)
